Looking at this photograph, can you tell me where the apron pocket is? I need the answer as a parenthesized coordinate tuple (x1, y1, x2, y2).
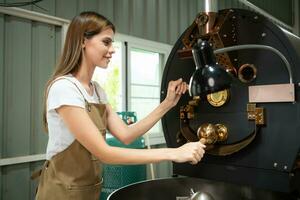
(67, 180, 102, 200)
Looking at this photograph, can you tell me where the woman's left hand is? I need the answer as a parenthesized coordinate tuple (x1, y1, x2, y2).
(164, 78, 188, 108)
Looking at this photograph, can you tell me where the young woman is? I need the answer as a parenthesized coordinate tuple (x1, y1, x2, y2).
(35, 11, 205, 200)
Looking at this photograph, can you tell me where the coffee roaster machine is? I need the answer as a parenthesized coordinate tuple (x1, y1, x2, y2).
(160, 7, 300, 199)
(108, 5, 300, 200)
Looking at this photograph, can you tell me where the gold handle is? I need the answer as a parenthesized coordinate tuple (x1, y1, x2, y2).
(197, 123, 228, 145)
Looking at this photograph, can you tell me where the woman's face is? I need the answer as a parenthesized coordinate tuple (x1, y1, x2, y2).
(83, 28, 115, 69)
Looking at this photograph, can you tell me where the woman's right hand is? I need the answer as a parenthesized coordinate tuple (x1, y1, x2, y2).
(172, 141, 206, 165)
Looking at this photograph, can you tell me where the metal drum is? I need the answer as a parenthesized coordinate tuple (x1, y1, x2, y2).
(108, 177, 296, 200)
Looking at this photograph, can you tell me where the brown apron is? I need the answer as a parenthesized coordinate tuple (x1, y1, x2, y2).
(34, 78, 107, 200)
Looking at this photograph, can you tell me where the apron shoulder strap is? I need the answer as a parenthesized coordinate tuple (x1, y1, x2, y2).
(92, 81, 103, 103)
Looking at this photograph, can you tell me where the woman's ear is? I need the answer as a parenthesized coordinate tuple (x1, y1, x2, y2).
(82, 38, 87, 49)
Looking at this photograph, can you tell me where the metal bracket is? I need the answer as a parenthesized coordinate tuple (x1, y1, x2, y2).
(247, 103, 265, 125)
(180, 105, 195, 120)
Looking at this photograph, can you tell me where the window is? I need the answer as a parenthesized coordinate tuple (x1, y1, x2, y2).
(92, 41, 124, 111)
(93, 33, 172, 145)
(128, 48, 163, 143)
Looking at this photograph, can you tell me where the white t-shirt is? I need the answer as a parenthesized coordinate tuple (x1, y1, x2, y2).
(46, 74, 108, 160)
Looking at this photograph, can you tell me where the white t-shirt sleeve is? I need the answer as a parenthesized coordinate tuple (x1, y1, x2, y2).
(47, 79, 86, 112)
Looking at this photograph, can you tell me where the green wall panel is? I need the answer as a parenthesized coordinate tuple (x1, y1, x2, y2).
(179, 0, 189, 35)
(32, 0, 55, 16)
(5, 0, 32, 10)
(55, 0, 78, 20)
(0, 12, 4, 200)
(169, 0, 179, 45)
(113, 0, 130, 35)
(145, 0, 157, 41)
(131, 0, 145, 38)
(3, 164, 30, 200)
(29, 161, 45, 200)
(4, 16, 31, 158)
(78, 0, 99, 13)
(2, 15, 31, 200)
(1, 0, 297, 44)
(157, 0, 168, 43)
(98, 0, 115, 22)
(55, 26, 62, 59)
(0, 8, 59, 200)
(188, 0, 199, 27)
(31, 22, 55, 154)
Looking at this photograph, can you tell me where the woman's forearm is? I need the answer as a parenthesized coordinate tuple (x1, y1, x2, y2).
(99, 145, 175, 164)
(97, 138, 205, 165)
(123, 100, 173, 144)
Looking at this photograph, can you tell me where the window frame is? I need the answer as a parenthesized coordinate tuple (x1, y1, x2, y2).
(114, 33, 172, 145)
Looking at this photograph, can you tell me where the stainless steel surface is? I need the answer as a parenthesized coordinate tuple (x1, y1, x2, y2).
(107, 177, 297, 200)
(190, 188, 215, 200)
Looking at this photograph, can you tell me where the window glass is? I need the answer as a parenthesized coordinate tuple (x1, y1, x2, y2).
(130, 98, 161, 133)
(129, 48, 162, 135)
(130, 48, 160, 85)
(131, 85, 160, 98)
(92, 41, 123, 111)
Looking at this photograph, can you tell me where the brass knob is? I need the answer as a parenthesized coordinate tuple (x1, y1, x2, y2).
(197, 123, 228, 145)
(215, 124, 228, 141)
(197, 123, 218, 145)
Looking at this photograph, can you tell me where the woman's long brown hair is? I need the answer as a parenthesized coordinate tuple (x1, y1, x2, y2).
(42, 11, 115, 132)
